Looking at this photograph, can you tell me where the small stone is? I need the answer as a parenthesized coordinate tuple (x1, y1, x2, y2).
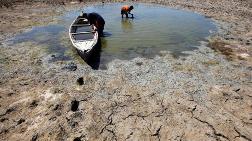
(73, 137, 81, 141)
(71, 100, 79, 112)
(77, 77, 84, 85)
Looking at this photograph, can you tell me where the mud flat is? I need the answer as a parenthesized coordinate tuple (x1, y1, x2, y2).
(0, 0, 251, 141)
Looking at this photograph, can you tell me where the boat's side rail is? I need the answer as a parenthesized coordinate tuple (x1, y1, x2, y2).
(70, 32, 93, 35)
(78, 18, 88, 20)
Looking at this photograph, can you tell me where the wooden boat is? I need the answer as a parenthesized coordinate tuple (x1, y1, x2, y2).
(69, 15, 99, 59)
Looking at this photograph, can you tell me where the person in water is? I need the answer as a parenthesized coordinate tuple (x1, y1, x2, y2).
(121, 5, 134, 18)
(82, 12, 105, 36)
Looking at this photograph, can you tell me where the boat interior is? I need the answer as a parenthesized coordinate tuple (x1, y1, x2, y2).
(70, 16, 94, 41)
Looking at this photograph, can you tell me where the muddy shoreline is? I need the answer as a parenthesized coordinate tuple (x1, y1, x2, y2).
(0, 0, 252, 141)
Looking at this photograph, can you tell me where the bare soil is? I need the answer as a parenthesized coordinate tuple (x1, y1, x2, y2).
(0, 0, 251, 141)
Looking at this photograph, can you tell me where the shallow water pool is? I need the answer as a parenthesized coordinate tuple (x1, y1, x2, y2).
(8, 3, 217, 68)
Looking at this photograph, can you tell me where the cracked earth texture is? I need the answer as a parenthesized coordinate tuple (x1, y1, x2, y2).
(0, 0, 252, 141)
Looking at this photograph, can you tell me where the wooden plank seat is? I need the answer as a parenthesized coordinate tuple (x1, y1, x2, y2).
(71, 32, 93, 35)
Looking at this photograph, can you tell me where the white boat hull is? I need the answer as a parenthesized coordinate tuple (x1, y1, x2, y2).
(69, 15, 99, 58)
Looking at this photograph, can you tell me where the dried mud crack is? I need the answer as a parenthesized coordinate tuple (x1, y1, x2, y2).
(0, 0, 252, 141)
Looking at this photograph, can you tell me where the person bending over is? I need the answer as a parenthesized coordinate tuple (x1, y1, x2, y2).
(83, 12, 105, 36)
(121, 5, 134, 18)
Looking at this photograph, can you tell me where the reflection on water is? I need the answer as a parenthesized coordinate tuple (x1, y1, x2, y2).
(6, 3, 216, 69)
(121, 18, 133, 32)
(79, 3, 216, 60)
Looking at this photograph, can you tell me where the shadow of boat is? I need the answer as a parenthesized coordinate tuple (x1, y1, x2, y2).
(77, 37, 102, 70)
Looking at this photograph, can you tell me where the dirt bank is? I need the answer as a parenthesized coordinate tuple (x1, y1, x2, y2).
(0, 0, 252, 141)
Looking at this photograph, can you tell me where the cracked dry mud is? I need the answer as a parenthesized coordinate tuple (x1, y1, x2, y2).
(0, 42, 251, 140)
(0, 0, 252, 141)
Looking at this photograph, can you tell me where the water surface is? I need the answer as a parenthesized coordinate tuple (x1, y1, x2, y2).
(76, 3, 216, 59)
(7, 3, 216, 68)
